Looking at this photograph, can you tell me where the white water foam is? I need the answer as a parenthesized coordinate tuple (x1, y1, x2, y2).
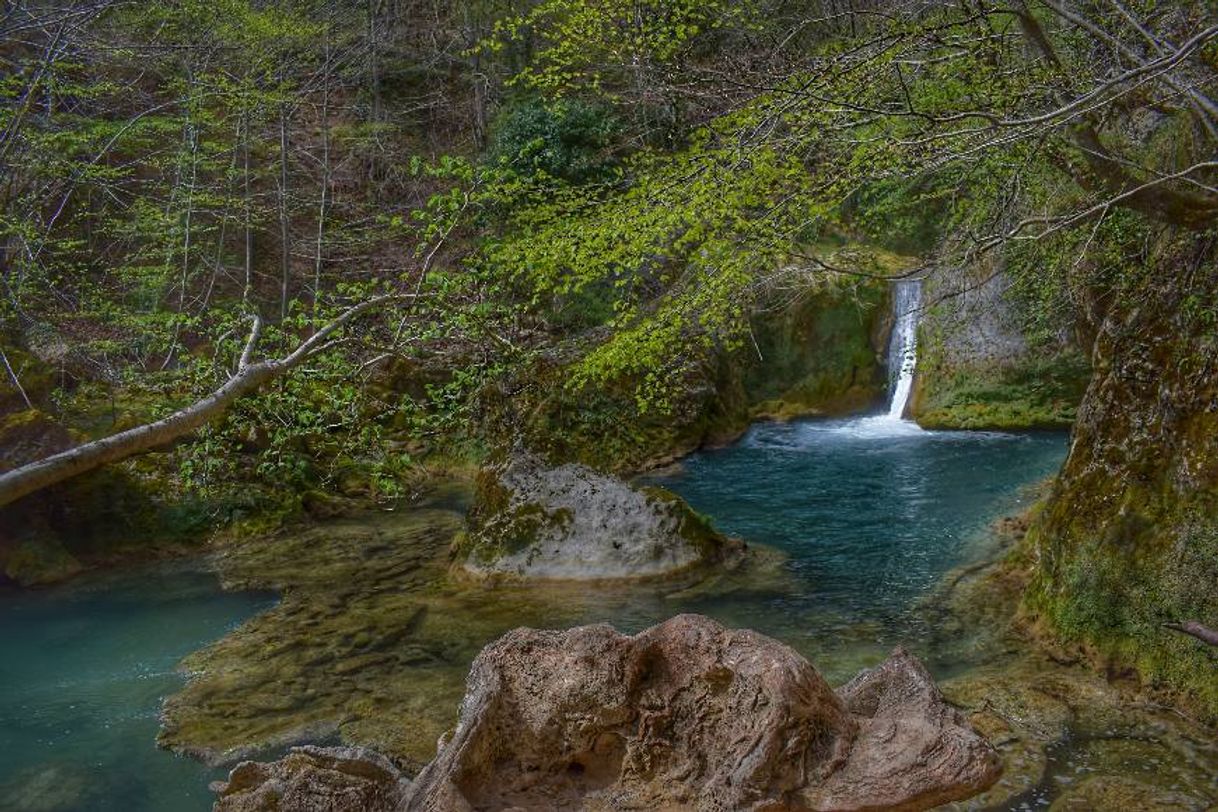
(743, 278, 927, 445)
(833, 278, 924, 437)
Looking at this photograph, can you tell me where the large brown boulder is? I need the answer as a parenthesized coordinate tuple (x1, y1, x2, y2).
(403, 614, 1000, 811)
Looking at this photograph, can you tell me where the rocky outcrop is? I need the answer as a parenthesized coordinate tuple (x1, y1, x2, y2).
(910, 259, 1088, 429)
(211, 746, 409, 811)
(454, 452, 743, 581)
(1018, 234, 1218, 720)
(403, 614, 999, 811)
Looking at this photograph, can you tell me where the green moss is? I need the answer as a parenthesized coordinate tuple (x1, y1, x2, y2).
(2, 538, 83, 586)
(161, 499, 471, 768)
(742, 280, 888, 418)
(913, 349, 1090, 430)
(1020, 492, 1218, 719)
(502, 277, 889, 474)
(641, 485, 723, 560)
(458, 467, 572, 565)
(1015, 237, 1218, 721)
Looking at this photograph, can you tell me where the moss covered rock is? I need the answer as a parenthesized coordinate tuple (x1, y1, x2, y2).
(743, 280, 890, 420)
(1016, 236, 1218, 721)
(913, 350, 1091, 430)
(499, 277, 891, 475)
(910, 260, 1089, 430)
(2, 538, 83, 586)
(456, 451, 742, 580)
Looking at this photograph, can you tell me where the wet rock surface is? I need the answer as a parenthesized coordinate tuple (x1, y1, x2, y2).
(212, 746, 409, 812)
(159, 505, 470, 767)
(161, 483, 794, 771)
(938, 657, 1218, 810)
(456, 451, 743, 581)
(926, 510, 1218, 810)
(403, 614, 999, 811)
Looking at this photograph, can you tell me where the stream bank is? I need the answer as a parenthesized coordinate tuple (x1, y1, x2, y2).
(159, 419, 1078, 786)
(3, 420, 1215, 810)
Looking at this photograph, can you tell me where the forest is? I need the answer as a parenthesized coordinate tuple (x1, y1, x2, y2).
(0, 1, 1216, 810)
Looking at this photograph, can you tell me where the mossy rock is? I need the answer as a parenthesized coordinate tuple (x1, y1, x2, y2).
(741, 280, 890, 419)
(1017, 238, 1218, 722)
(2, 538, 83, 586)
(456, 451, 742, 581)
(912, 349, 1090, 430)
(161, 505, 469, 768)
(494, 277, 891, 475)
(1049, 776, 1201, 811)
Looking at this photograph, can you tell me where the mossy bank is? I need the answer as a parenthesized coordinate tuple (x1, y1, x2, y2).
(1014, 234, 1218, 721)
(909, 259, 1089, 430)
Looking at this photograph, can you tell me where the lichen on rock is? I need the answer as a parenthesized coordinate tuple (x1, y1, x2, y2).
(455, 450, 743, 581)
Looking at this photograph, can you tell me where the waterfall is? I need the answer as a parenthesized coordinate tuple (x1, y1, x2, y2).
(885, 279, 922, 420)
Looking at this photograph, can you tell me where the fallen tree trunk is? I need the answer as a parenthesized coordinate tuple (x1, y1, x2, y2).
(1163, 621, 1218, 648)
(0, 293, 407, 509)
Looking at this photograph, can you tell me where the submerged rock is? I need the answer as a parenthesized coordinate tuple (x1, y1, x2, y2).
(455, 451, 743, 580)
(160, 508, 469, 767)
(0, 762, 97, 812)
(403, 614, 999, 811)
(212, 746, 409, 811)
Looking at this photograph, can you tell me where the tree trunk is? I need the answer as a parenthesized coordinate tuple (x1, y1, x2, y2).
(278, 103, 291, 319)
(0, 360, 282, 508)
(0, 293, 409, 508)
(1164, 621, 1218, 648)
(243, 106, 253, 306)
(314, 18, 332, 314)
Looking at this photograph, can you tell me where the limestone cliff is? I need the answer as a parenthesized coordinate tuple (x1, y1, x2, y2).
(911, 258, 1089, 429)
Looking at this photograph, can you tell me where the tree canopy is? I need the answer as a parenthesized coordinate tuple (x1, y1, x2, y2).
(1, 0, 1215, 504)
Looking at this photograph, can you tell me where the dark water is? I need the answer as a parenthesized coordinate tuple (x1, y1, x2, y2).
(644, 416, 1068, 677)
(0, 564, 273, 812)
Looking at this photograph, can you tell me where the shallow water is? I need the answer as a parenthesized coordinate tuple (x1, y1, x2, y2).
(0, 416, 1075, 810)
(0, 563, 273, 812)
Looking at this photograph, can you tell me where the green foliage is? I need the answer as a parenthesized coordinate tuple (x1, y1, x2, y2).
(489, 97, 622, 183)
(847, 177, 951, 255)
(482, 0, 757, 96)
